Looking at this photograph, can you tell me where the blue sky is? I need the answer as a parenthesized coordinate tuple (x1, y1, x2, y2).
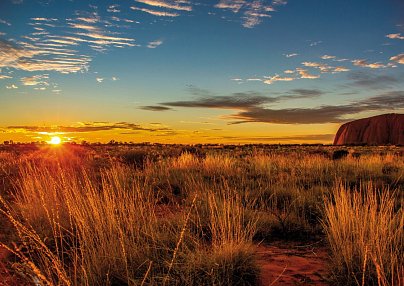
(0, 0, 403, 143)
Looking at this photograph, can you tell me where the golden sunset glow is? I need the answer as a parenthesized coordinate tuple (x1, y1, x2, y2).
(49, 136, 62, 145)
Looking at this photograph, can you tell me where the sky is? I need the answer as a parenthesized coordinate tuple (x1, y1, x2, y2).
(0, 0, 403, 144)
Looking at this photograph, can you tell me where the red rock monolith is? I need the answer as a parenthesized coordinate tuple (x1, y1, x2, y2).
(334, 113, 404, 145)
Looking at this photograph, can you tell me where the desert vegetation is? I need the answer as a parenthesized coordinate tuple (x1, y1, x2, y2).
(0, 143, 402, 285)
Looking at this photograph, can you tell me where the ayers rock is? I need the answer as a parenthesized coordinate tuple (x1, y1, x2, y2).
(334, 113, 404, 145)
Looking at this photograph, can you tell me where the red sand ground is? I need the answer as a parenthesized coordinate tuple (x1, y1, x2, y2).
(257, 242, 329, 286)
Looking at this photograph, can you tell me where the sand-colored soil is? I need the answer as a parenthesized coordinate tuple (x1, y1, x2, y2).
(257, 242, 329, 286)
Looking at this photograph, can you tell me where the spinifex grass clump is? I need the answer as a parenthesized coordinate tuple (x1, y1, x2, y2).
(323, 183, 403, 286)
(0, 159, 259, 285)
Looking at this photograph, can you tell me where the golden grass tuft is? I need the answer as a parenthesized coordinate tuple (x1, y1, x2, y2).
(323, 183, 403, 286)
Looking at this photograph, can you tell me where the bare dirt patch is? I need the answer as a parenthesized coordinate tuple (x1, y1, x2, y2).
(257, 241, 329, 286)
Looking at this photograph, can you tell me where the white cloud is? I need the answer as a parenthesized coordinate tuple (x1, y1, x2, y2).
(352, 59, 386, 69)
(295, 68, 319, 79)
(6, 84, 18, 89)
(135, 0, 192, 11)
(309, 40, 322, 46)
(302, 61, 350, 73)
(272, 0, 287, 5)
(96, 77, 104, 83)
(0, 19, 11, 26)
(215, 0, 245, 13)
(263, 74, 295, 84)
(285, 53, 298, 58)
(147, 39, 163, 48)
(332, 66, 350, 72)
(386, 33, 404, 40)
(107, 5, 121, 13)
(390, 53, 404, 64)
(0, 11, 140, 76)
(320, 55, 335, 60)
(130, 6, 180, 17)
(215, 0, 279, 28)
(21, 74, 49, 86)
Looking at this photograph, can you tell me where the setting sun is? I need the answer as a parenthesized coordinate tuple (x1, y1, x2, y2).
(49, 136, 62, 145)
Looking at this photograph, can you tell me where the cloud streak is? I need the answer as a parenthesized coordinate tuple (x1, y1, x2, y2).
(390, 53, 404, 64)
(7, 122, 174, 134)
(135, 0, 192, 11)
(140, 105, 173, 111)
(157, 90, 404, 124)
(147, 39, 163, 48)
(386, 33, 404, 40)
(348, 71, 398, 89)
(0, 9, 138, 76)
(214, 0, 285, 28)
(130, 6, 180, 17)
(352, 59, 386, 69)
(20, 74, 49, 89)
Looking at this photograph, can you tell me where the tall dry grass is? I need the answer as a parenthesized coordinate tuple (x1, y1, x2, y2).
(323, 183, 403, 286)
(0, 157, 259, 285)
(0, 146, 402, 285)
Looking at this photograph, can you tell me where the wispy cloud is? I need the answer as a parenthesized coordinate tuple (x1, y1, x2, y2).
(227, 91, 404, 124)
(390, 53, 404, 64)
(215, 0, 245, 13)
(263, 74, 295, 84)
(295, 68, 320, 79)
(157, 90, 404, 124)
(214, 0, 285, 28)
(0, 9, 138, 76)
(162, 92, 273, 109)
(348, 71, 398, 89)
(320, 55, 336, 60)
(284, 53, 298, 58)
(140, 105, 173, 111)
(159, 88, 322, 110)
(96, 77, 104, 83)
(302, 61, 350, 73)
(130, 6, 180, 17)
(309, 40, 322, 46)
(20, 74, 49, 86)
(386, 33, 404, 40)
(147, 39, 163, 48)
(6, 84, 18, 89)
(7, 121, 174, 134)
(0, 19, 11, 26)
(218, 133, 335, 142)
(135, 0, 192, 11)
(107, 5, 121, 13)
(288, 89, 324, 97)
(352, 59, 387, 69)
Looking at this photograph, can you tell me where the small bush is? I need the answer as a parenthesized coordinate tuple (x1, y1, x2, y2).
(332, 149, 349, 160)
(120, 150, 149, 169)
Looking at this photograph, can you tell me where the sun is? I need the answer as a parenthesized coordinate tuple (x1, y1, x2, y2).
(49, 136, 62, 145)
